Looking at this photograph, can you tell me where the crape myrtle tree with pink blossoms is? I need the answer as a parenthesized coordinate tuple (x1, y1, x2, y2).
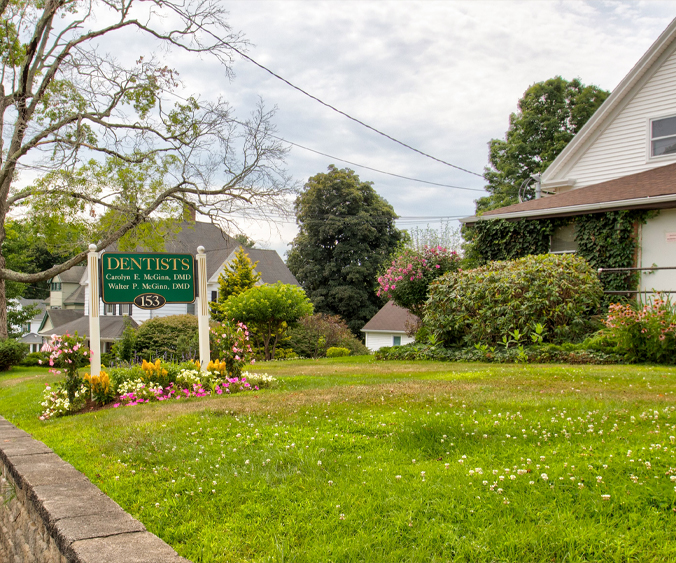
(210, 320, 255, 378)
(41, 333, 91, 402)
(377, 246, 461, 317)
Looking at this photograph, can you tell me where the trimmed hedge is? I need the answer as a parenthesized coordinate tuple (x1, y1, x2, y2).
(135, 314, 199, 360)
(424, 254, 603, 347)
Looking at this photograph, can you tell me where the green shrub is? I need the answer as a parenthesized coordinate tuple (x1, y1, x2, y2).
(287, 314, 368, 358)
(20, 351, 50, 366)
(602, 297, 676, 363)
(326, 347, 350, 358)
(135, 315, 198, 361)
(375, 342, 622, 365)
(222, 283, 314, 360)
(424, 254, 603, 347)
(0, 339, 28, 371)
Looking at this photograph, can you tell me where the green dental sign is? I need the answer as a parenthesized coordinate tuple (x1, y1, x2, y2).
(101, 252, 195, 308)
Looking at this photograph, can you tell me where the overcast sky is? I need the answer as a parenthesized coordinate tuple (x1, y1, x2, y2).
(158, 1, 675, 256)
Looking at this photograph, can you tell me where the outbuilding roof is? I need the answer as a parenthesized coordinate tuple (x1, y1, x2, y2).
(361, 301, 419, 333)
(461, 162, 676, 223)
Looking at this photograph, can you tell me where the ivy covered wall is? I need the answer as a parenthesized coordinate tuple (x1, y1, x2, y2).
(462, 210, 654, 304)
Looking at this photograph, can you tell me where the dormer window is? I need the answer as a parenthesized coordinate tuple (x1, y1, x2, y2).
(650, 116, 676, 157)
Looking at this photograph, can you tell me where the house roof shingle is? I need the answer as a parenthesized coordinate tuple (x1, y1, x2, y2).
(63, 285, 85, 305)
(361, 301, 419, 333)
(41, 316, 138, 340)
(56, 266, 86, 283)
(462, 162, 676, 223)
(39, 309, 84, 333)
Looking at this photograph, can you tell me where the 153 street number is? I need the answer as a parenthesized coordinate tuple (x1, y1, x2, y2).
(134, 293, 167, 309)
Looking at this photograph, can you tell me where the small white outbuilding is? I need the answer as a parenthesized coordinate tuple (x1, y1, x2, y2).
(361, 301, 419, 352)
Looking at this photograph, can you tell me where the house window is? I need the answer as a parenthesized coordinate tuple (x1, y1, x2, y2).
(105, 303, 116, 315)
(651, 116, 676, 157)
(187, 302, 195, 315)
(550, 223, 578, 254)
(50, 282, 61, 291)
(211, 290, 218, 302)
(393, 335, 401, 346)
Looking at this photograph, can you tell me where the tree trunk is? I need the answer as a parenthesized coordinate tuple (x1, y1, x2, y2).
(0, 253, 7, 340)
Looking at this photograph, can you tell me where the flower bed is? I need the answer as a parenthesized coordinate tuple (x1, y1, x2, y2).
(40, 361, 277, 420)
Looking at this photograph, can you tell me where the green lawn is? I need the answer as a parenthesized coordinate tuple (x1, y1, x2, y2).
(1, 358, 676, 562)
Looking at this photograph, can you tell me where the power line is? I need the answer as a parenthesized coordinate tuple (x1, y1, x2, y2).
(278, 137, 485, 193)
(161, 89, 485, 194)
(165, 5, 484, 178)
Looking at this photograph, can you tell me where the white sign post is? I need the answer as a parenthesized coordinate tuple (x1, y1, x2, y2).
(196, 246, 210, 371)
(87, 244, 101, 377)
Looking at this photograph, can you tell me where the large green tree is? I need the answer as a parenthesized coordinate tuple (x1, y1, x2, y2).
(287, 166, 404, 334)
(476, 77, 609, 212)
(0, 0, 290, 338)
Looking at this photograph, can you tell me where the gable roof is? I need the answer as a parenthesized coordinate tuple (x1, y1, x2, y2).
(38, 309, 84, 333)
(63, 285, 85, 305)
(542, 17, 676, 185)
(208, 246, 299, 285)
(54, 266, 86, 284)
(40, 316, 138, 341)
(16, 298, 48, 321)
(361, 301, 419, 333)
(108, 221, 235, 256)
(462, 161, 676, 223)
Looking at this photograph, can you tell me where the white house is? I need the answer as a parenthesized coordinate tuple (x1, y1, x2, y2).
(461, 17, 676, 293)
(361, 301, 418, 351)
(42, 220, 299, 346)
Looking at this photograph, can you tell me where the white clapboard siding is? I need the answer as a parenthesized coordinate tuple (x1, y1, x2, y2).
(560, 43, 676, 188)
(363, 331, 415, 352)
(85, 286, 190, 323)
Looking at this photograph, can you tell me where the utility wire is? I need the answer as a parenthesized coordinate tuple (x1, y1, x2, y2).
(165, 5, 484, 178)
(161, 88, 485, 193)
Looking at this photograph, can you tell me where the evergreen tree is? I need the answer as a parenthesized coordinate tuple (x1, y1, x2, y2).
(210, 247, 262, 321)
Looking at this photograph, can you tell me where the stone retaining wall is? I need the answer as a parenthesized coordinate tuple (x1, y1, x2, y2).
(0, 415, 190, 563)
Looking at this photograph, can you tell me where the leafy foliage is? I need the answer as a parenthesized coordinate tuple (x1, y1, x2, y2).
(135, 315, 199, 361)
(477, 77, 609, 212)
(0, 339, 28, 371)
(287, 166, 404, 334)
(424, 254, 603, 347)
(287, 313, 369, 358)
(462, 211, 649, 305)
(576, 211, 652, 305)
(461, 218, 562, 267)
(375, 342, 621, 365)
(210, 247, 262, 322)
(326, 347, 350, 358)
(0, 1, 291, 338)
(42, 333, 91, 402)
(222, 283, 314, 360)
(110, 319, 139, 363)
(209, 321, 255, 378)
(603, 296, 676, 364)
(377, 246, 461, 316)
(405, 221, 462, 253)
